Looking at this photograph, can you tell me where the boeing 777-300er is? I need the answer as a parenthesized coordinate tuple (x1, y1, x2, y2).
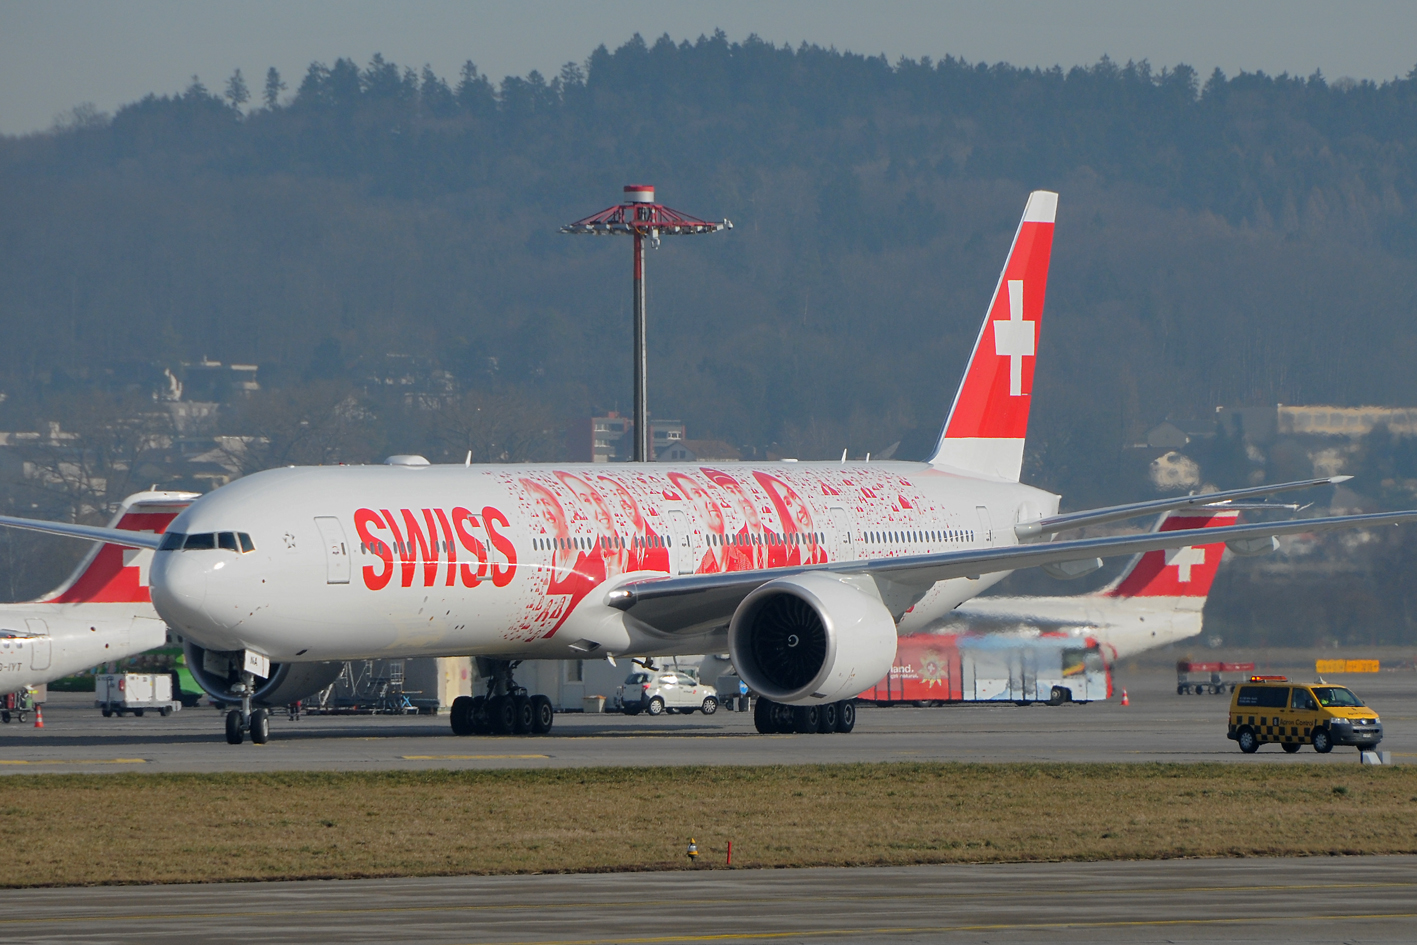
(2, 191, 1413, 745)
(0, 491, 195, 701)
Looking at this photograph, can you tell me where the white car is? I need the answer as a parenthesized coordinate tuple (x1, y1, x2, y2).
(616, 670, 719, 716)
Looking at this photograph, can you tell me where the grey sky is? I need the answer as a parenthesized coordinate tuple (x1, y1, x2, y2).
(3, 0, 1415, 136)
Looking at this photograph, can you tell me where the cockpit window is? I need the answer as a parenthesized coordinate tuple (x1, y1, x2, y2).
(166, 531, 255, 552)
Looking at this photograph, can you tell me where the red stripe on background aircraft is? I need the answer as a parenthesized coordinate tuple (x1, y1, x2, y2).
(0, 492, 194, 695)
(2, 191, 1412, 744)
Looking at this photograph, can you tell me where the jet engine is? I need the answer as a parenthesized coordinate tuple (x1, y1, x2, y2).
(182, 641, 342, 708)
(728, 572, 898, 705)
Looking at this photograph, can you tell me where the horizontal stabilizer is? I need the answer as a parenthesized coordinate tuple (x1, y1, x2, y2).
(0, 514, 164, 551)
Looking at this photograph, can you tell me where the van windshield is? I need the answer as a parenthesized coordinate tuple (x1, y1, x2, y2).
(1312, 686, 1364, 708)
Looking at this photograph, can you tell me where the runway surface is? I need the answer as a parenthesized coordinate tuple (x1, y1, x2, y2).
(3, 855, 1415, 944)
(2, 669, 1412, 774)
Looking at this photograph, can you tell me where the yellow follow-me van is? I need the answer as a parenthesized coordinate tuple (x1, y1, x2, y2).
(1228, 675, 1382, 754)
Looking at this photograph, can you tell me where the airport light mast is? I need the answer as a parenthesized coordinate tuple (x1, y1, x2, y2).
(562, 185, 731, 462)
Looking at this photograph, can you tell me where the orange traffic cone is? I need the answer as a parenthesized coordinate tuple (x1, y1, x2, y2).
(33, 705, 43, 728)
(1120, 690, 1130, 707)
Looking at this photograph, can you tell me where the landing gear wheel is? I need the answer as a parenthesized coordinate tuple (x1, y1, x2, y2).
(530, 694, 554, 735)
(1312, 727, 1334, 754)
(753, 697, 776, 734)
(487, 695, 515, 735)
(450, 695, 475, 736)
(835, 700, 856, 733)
(511, 695, 534, 734)
(250, 708, 270, 744)
(793, 705, 821, 734)
(1282, 741, 1301, 753)
(771, 701, 796, 734)
(817, 701, 839, 733)
(469, 696, 489, 735)
(646, 696, 666, 717)
(700, 696, 718, 715)
(225, 709, 244, 745)
(1237, 726, 1258, 753)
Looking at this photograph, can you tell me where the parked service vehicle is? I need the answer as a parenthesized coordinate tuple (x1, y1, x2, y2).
(1228, 675, 1382, 754)
(616, 670, 719, 716)
(96, 673, 182, 718)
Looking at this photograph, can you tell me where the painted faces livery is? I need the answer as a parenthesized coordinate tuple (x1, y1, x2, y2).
(345, 464, 980, 643)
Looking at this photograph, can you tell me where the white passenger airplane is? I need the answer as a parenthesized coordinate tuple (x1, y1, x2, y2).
(944, 506, 1246, 662)
(0, 492, 195, 698)
(1, 191, 1412, 745)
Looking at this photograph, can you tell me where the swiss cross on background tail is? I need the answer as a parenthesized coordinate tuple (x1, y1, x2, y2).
(1107, 510, 1238, 599)
(1163, 545, 1206, 582)
(929, 191, 1057, 481)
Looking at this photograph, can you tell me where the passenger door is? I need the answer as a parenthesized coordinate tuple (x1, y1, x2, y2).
(314, 516, 352, 585)
(666, 510, 695, 575)
(25, 619, 50, 671)
(828, 508, 854, 560)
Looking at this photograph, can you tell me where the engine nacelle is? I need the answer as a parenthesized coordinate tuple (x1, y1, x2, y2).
(728, 572, 898, 705)
(183, 641, 342, 708)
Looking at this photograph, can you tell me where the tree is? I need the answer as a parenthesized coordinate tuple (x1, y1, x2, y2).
(224, 69, 249, 109)
(262, 67, 286, 109)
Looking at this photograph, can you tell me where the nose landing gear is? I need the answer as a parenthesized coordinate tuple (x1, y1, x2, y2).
(450, 660, 556, 737)
(223, 672, 271, 745)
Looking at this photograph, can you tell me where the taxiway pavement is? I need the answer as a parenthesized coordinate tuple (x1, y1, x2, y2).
(2, 669, 1412, 774)
(3, 855, 1415, 944)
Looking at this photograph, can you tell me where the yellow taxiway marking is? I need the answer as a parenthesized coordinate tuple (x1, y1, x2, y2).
(0, 758, 147, 766)
(399, 754, 550, 760)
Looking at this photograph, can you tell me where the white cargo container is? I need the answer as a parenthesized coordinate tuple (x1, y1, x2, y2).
(95, 673, 180, 717)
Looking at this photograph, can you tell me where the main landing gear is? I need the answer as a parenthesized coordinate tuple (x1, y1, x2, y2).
(753, 697, 856, 734)
(224, 671, 270, 746)
(449, 659, 555, 737)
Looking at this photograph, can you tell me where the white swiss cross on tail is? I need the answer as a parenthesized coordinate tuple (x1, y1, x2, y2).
(1164, 545, 1205, 582)
(994, 280, 1035, 397)
(929, 191, 1057, 481)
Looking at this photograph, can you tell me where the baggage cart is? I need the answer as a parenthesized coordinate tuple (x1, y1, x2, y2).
(1176, 661, 1255, 695)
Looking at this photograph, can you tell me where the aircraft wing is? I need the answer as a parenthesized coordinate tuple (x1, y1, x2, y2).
(1014, 476, 1350, 539)
(0, 514, 163, 550)
(608, 509, 1416, 634)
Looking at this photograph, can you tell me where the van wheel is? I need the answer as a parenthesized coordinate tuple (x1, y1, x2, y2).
(700, 696, 718, 715)
(1281, 741, 1301, 753)
(1312, 727, 1334, 754)
(646, 697, 665, 716)
(1237, 727, 1259, 753)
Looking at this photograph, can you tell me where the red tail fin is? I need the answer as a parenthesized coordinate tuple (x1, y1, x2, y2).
(1104, 509, 1239, 599)
(928, 190, 1057, 480)
(39, 492, 197, 604)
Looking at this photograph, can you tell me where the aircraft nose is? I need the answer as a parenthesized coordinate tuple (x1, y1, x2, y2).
(150, 551, 209, 634)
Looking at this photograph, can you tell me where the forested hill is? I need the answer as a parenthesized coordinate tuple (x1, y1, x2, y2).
(4, 33, 1417, 506)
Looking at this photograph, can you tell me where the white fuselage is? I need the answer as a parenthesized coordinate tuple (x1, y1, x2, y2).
(0, 604, 168, 691)
(939, 593, 1207, 661)
(151, 461, 1059, 663)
